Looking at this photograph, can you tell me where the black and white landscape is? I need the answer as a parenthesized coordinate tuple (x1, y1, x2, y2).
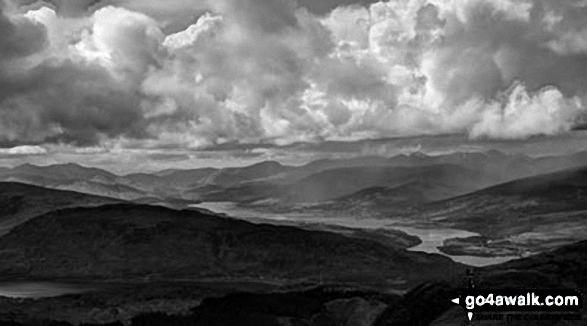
(1, 0, 587, 325)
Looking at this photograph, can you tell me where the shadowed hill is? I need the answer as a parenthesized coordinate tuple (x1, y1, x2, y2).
(369, 240, 587, 325)
(417, 166, 587, 238)
(0, 164, 146, 200)
(481, 239, 587, 289)
(202, 164, 499, 207)
(0, 182, 121, 236)
(3, 241, 587, 325)
(280, 164, 494, 203)
(0, 163, 115, 183)
(0, 204, 462, 286)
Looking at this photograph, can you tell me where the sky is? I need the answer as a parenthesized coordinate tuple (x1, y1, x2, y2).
(1, 0, 587, 172)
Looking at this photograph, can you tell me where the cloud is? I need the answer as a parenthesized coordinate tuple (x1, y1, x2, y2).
(0, 145, 47, 155)
(27, 0, 113, 16)
(468, 83, 583, 139)
(0, 4, 47, 59)
(296, 0, 382, 16)
(141, 1, 334, 146)
(1, 0, 587, 152)
(308, 0, 587, 139)
(145, 152, 190, 161)
(0, 5, 162, 146)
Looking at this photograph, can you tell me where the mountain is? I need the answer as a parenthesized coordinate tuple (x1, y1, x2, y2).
(281, 164, 496, 204)
(184, 150, 587, 208)
(0, 163, 115, 183)
(0, 182, 120, 236)
(310, 185, 431, 217)
(53, 181, 148, 201)
(210, 161, 293, 187)
(192, 182, 285, 203)
(186, 163, 500, 216)
(123, 161, 290, 191)
(7, 150, 587, 209)
(123, 168, 218, 191)
(416, 166, 587, 257)
(422, 166, 587, 233)
(0, 164, 146, 200)
(0, 203, 461, 285)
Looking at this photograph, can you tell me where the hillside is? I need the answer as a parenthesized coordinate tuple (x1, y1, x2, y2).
(3, 239, 586, 325)
(0, 182, 121, 236)
(415, 166, 587, 257)
(282, 164, 491, 203)
(0, 204, 462, 285)
(428, 240, 587, 325)
(421, 166, 587, 232)
(309, 179, 474, 217)
(0, 164, 146, 200)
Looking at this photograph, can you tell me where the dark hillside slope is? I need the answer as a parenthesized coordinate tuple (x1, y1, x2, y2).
(417, 166, 587, 238)
(282, 164, 495, 203)
(0, 182, 120, 236)
(0, 204, 462, 286)
(373, 240, 587, 325)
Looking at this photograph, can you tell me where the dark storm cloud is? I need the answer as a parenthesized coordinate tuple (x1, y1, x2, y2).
(431, 0, 587, 108)
(10, 0, 114, 16)
(225, 0, 299, 33)
(310, 56, 397, 103)
(17, 0, 384, 19)
(0, 61, 150, 146)
(296, 0, 380, 16)
(0, 4, 47, 59)
(0, 4, 160, 146)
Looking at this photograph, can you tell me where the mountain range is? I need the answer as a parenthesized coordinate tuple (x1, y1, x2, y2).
(4, 150, 587, 215)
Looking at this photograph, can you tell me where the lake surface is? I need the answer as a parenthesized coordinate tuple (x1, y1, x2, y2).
(190, 202, 520, 267)
(386, 224, 521, 266)
(0, 282, 91, 299)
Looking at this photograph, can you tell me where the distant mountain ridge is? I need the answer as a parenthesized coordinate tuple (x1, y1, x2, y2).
(0, 163, 146, 201)
(5, 150, 587, 212)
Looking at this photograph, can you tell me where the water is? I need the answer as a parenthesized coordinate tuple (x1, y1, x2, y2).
(0, 282, 91, 299)
(189, 202, 520, 267)
(386, 225, 520, 267)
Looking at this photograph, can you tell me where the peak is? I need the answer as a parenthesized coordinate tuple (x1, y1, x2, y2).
(16, 163, 39, 169)
(53, 163, 83, 168)
(244, 161, 284, 169)
(484, 149, 506, 157)
(256, 161, 282, 167)
(409, 151, 429, 158)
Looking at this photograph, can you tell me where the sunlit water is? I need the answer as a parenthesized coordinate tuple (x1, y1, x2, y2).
(0, 282, 91, 299)
(190, 202, 520, 267)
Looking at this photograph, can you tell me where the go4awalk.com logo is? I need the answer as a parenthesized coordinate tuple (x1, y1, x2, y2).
(451, 289, 583, 321)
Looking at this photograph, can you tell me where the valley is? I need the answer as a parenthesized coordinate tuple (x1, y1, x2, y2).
(1, 151, 587, 325)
